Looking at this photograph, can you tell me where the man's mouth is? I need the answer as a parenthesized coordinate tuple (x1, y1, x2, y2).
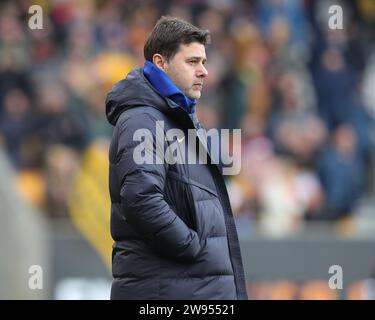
(193, 83, 203, 89)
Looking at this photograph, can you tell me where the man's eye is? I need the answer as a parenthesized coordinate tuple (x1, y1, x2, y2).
(188, 60, 197, 64)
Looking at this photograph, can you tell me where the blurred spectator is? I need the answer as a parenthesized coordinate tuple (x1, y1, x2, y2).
(44, 144, 80, 218)
(33, 82, 89, 150)
(266, 68, 324, 162)
(256, 0, 308, 50)
(315, 123, 363, 220)
(0, 88, 34, 169)
(313, 47, 358, 129)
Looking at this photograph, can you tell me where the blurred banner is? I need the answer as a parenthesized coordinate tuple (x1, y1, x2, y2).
(68, 140, 112, 271)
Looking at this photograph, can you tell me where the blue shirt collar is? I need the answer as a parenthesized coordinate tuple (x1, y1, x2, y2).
(143, 60, 196, 114)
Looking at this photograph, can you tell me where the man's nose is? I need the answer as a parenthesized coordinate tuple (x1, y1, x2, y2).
(197, 64, 208, 78)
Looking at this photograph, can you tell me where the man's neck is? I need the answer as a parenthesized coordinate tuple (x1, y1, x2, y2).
(143, 60, 196, 114)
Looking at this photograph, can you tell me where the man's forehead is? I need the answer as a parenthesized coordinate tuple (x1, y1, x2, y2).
(177, 42, 206, 59)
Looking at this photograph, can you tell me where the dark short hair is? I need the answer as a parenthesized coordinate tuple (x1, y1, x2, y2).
(144, 16, 210, 62)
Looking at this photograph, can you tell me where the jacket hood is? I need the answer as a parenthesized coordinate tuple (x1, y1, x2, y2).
(105, 67, 178, 126)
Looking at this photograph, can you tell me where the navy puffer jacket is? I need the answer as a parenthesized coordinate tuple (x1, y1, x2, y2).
(106, 67, 248, 300)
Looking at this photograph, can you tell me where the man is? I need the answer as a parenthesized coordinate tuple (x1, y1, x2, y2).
(106, 16, 248, 300)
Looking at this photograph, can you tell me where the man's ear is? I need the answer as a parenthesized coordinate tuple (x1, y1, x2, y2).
(152, 54, 167, 71)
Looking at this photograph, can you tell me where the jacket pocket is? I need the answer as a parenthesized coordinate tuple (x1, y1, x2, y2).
(165, 174, 198, 233)
(185, 183, 198, 232)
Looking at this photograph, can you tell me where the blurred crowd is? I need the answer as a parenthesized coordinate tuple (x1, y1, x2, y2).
(1, 0, 375, 237)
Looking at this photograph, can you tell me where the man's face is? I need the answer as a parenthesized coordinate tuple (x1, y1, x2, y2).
(162, 42, 208, 100)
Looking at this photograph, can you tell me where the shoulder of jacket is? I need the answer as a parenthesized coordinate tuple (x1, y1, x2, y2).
(116, 107, 170, 136)
(117, 106, 167, 124)
(117, 106, 147, 120)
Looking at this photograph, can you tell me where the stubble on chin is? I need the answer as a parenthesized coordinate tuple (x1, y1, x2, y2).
(188, 89, 201, 100)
